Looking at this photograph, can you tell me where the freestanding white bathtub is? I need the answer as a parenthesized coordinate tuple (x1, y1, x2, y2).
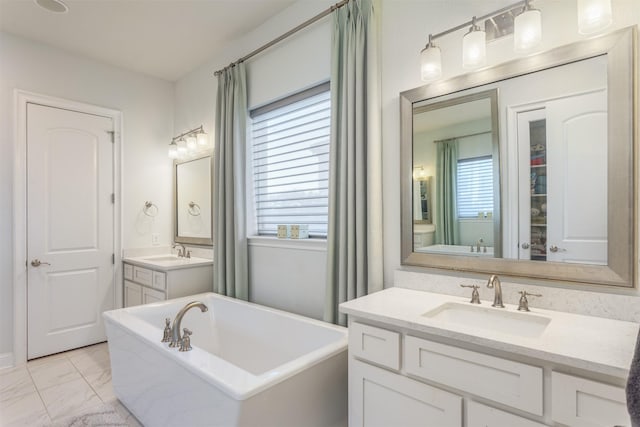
(103, 293, 348, 427)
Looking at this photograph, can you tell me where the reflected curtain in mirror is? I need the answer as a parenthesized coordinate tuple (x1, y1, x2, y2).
(435, 139, 459, 245)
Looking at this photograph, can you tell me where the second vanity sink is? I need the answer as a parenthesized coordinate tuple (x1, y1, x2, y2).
(144, 256, 184, 262)
(422, 302, 551, 338)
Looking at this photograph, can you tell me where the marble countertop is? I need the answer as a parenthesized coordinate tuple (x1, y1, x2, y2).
(123, 254, 213, 272)
(339, 287, 639, 379)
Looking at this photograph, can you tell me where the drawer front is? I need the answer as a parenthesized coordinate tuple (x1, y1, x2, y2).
(351, 359, 462, 427)
(405, 336, 543, 415)
(152, 271, 166, 291)
(467, 401, 546, 427)
(349, 322, 401, 370)
(123, 263, 133, 281)
(132, 266, 152, 287)
(552, 371, 630, 427)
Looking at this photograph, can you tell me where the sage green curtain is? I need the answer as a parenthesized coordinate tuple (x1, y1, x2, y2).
(434, 140, 459, 245)
(325, 0, 383, 326)
(214, 63, 248, 300)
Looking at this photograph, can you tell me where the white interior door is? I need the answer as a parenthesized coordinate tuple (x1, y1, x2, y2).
(27, 103, 115, 359)
(546, 90, 607, 264)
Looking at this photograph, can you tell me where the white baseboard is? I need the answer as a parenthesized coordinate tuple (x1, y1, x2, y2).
(0, 352, 15, 370)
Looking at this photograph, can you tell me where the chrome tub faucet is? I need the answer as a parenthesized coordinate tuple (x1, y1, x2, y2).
(486, 274, 504, 308)
(169, 301, 208, 349)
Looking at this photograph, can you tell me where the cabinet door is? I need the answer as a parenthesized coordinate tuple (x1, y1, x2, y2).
(467, 401, 546, 427)
(124, 281, 142, 307)
(552, 371, 629, 427)
(142, 287, 166, 305)
(351, 360, 462, 427)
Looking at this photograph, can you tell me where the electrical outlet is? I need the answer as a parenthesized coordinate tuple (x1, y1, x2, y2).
(151, 233, 160, 246)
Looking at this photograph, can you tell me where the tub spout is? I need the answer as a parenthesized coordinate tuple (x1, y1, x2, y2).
(169, 301, 208, 348)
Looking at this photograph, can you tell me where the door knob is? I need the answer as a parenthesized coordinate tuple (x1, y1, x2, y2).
(549, 245, 559, 253)
(521, 242, 530, 249)
(31, 259, 51, 267)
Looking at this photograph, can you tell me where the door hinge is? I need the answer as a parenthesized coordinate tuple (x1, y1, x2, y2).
(112, 254, 115, 265)
(107, 130, 115, 143)
(111, 193, 115, 204)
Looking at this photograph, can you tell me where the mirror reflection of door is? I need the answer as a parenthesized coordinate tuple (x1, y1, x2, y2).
(516, 90, 607, 265)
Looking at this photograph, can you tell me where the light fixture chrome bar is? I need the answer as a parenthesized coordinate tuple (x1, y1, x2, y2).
(172, 125, 204, 142)
(430, 0, 531, 41)
(214, 0, 350, 76)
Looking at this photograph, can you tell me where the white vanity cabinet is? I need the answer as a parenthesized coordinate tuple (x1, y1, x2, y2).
(123, 261, 212, 307)
(346, 319, 630, 427)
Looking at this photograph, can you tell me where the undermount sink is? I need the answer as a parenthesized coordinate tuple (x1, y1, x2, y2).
(143, 255, 184, 262)
(422, 302, 551, 338)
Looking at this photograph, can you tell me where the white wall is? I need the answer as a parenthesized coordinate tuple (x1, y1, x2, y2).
(0, 32, 175, 357)
(174, 1, 333, 320)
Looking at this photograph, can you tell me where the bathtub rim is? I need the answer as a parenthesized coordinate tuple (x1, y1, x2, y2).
(103, 292, 348, 401)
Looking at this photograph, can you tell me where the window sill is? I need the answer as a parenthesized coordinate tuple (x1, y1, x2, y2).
(247, 236, 328, 252)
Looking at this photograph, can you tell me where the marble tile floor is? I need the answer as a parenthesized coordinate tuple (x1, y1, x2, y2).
(0, 343, 142, 426)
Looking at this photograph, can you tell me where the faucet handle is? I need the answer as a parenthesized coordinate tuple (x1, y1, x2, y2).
(460, 284, 481, 304)
(517, 290, 542, 312)
(179, 328, 193, 352)
(161, 318, 172, 343)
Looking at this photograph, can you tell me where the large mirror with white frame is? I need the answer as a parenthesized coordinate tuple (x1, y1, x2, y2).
(174, 153, 213, 246)
(401, 27, 636, 288)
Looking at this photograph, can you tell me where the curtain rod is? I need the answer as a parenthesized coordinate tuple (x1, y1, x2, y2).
(214, 0, 350, 76)
(433, 130, 491, 143)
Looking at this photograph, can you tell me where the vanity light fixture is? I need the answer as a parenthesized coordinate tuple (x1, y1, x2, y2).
(462, 17, 487, 69)
(577, 0, 612, 34)
(420, 35, 442, 82)
(168, 125, 209, 158)
(514, 0, 542, 52)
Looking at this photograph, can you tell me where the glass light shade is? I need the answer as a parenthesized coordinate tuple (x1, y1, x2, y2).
(196, 131, 208, 146)
(578, 0, 612, 34)
(177, 138, 187, 153)
(462, 27, 486, 69)
(420, 45, 442, 82)
(186, 135, 197, 151)
(413, 168, 428, 181)
(514, 8, 542, 52)
(168, 143, 178, 159)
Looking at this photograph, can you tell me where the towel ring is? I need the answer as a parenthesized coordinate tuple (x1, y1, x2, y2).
(188, 201, 201, 216)
(143, 201, 158, 217)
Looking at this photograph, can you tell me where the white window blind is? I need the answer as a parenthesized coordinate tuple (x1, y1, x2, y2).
(457, 155, 494, 218)
(250, 84, 330, 237)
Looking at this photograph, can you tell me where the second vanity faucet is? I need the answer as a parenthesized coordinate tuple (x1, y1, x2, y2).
(173, 243, 186, 257)
(486, 274, 504, 308)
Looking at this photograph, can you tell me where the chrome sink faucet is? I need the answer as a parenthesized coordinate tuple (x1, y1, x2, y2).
(172, 243, 186, 257)
(169, 301, 208, 348)
(486, 274, 504, 308)
(476, 238, 484, 253)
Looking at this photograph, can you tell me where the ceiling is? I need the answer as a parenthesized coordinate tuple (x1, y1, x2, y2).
(0, 0, 297, 81)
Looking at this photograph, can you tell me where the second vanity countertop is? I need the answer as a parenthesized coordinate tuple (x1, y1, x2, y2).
(123, 254, 213, 272)
(339, 287, 639, 379)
